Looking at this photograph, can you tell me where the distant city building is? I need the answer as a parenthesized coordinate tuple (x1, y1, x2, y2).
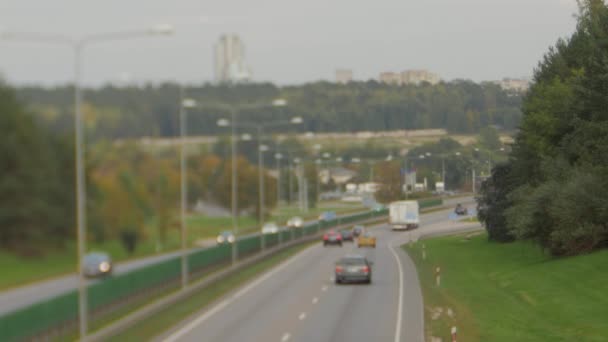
(379, 72, 401, 85)
(335, 69, 353, 84)
(379, 70, 441, 86)
(214, 34, 252, 83)
(401, 69, 440, 85)
(495, 78, 530, 92)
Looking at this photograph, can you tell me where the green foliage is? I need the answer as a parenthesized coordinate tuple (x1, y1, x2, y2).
(17, 81, 522, 140)
(0, 82, 74, 254)
(477, 163, 515, 242)
(480, 0, 608, 255)
(478, 126, 501, 150)
(374, 161, 402, 203)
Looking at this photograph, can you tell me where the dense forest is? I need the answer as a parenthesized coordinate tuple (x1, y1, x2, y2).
(478, 0, 608, 257)
(16, 80, 523, 141)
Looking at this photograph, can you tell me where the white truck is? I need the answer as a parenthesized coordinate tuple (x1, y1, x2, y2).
(389, 201, 420, 230)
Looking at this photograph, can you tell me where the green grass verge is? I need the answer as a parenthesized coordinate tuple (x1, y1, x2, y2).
(107, 242, 313, 341)
(405, 232, 608, 341)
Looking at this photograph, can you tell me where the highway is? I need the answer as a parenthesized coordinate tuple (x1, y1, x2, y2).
(158, 205, 480, 342)
(0, 196, 472, 318)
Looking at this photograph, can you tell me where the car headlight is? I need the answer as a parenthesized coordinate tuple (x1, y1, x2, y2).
(227, 235, 235, 243)
(99, 261, 110, 273)
(217, 236, 225, 243)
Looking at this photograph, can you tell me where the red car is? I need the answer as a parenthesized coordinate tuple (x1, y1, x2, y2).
(323, 229, 343, 246)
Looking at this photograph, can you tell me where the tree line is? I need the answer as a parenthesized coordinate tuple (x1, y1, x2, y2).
(478, 0, 608, 257)
(16, 80, 523, 141)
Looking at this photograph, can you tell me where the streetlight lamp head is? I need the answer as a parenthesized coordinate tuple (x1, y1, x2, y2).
(426, 152, 432, 156)
(150, 24, 175, 35)
(455, 152, 462, 156)
(275, 153, 283, 159)
(182, 98, 197, 108)
(241, 133, 252, 141)
(290, 116, 303, 124)
(217, 118, 230, 127)
(272, 98, 288, 107)
(260, 145, 269, 152)
(419, 155, 425, 159)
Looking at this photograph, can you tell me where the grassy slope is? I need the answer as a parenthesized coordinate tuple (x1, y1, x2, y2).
(405, 233, 608, 342)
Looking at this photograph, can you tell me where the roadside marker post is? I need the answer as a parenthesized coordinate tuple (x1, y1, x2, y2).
(451, 326, 457, 342)
(435, 266, 441, 287)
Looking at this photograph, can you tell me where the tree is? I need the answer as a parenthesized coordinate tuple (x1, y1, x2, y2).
(374, 161, 402, 203)
(477, 163, 516, 242)
(0, 82, 74, 254)
(478, 126, 501, 150)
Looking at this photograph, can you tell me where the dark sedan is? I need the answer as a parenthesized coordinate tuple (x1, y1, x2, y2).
(335, 255, 373, 284)
(323, 229, 342, 246)
(340, 229, 354, 242)
(352, 225, 364, 237)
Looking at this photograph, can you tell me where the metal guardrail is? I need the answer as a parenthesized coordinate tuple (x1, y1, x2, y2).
(0, 198, 442, 341)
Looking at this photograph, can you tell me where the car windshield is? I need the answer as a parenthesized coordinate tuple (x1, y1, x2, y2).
(339, 258, 366, 266)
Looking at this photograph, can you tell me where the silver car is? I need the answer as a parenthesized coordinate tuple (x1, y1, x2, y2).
(83, 252, 112, 278)
(261, 222, 280, 234)
(287, 216, 304, 228)
(335, 255, 373, 284)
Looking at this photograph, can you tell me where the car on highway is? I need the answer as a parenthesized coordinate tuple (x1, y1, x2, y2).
(335, 254, 373, 284)
(352, 225, 365, 237)
(454, 203, 468, 216)
(287, 216, 304, 228)
(261, 222, 280, 234)
(358, 232, 377, 248)
(318, 211, 337, 221)
(323, 229, 343, 246)
(216, 230, 235, 245)
(339, 229, 354, 242)
(83, 252, 113, 278)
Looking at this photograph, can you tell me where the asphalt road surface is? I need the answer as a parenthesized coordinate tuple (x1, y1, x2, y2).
(0, 196, 473, 317)
(158, 205, 480, 342)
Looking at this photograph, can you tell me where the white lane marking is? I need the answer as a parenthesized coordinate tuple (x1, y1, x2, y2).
(281, 333, 291, 341)
(162, 246, 317, 342)
(298, 312, 307, 320)
(312, 297, 319, 304)
(321, 285, 328, 292)
(388, 241, 405, 342)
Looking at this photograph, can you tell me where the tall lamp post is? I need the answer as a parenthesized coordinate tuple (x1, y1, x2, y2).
(1, 25, 174, 340)
(179, 97, 197, 288)
(217, 113, 303, 249)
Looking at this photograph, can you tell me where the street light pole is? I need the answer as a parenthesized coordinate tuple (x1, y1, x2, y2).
(179, 92, 194, 288)
(1, 26, 173, 341)
(230, 108, 239, 265)
(275, 153, 282, 206)
(73, 43, 88, 339)
(258, 127, 266, 250)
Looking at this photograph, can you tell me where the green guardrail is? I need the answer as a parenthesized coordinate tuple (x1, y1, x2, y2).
(0, 201, 444, 341)
(419, 198, 443, 209)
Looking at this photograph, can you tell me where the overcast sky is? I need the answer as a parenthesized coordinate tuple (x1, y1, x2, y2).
(0, 0, 578, 86)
